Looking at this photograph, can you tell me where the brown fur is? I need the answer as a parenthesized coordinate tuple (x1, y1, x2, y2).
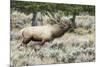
(19, 24, 70, 47)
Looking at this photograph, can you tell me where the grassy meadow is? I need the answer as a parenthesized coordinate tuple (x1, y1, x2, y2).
(10, 10, 95, 66)
(10, 1, 95, 66)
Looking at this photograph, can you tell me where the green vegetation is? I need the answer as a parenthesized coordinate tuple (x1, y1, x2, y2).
(11, 1, 95, 26)
(11, 1, 95, 15)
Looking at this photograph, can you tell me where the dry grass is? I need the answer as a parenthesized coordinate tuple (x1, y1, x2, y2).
(10, 11, 95, 67)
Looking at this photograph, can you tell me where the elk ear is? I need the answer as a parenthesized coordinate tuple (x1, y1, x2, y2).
(59, 24, 66, 29)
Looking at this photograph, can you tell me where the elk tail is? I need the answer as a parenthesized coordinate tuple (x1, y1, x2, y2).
(19, 28, 25, 39)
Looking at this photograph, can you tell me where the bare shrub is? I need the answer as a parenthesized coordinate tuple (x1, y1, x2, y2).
(75, 15, 95, 29)
(11, 11, 33, 30)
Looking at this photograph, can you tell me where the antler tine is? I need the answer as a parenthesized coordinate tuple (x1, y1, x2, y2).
(60, 17, 71, 26)
(46, 11, 58, 24)
(61, 19, 66, 25)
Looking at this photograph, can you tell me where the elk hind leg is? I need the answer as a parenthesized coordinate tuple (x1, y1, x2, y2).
(40, 39, 46, 46)
(21, 38, 31, 47)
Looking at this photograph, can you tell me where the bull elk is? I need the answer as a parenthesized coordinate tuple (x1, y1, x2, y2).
(19, 17, 72, 47)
